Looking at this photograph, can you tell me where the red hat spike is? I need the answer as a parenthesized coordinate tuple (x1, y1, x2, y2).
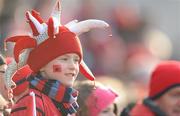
(13, 37, 36, 63)
(5, 35, 29, 42)
(26, 12, 39, 36)
(6, 36, 36, 63)
(80, 60, 95, 80)
(48, 17, 54, 38)
(26, 11, 45, 36)
(12, 65, 32, 96)
(31, 10, 44, 24)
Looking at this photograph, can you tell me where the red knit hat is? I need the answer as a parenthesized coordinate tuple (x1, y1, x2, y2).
(148, 60, 180, 99)
(4, 1, 109, 89)
(27, 26, 82, 73)
(12, 65, 32, 96)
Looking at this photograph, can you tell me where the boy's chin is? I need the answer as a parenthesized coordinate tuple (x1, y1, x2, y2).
(59, 80, 74, 87)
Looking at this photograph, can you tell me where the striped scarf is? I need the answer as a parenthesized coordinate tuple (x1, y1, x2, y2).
(28, 74, 79, 115)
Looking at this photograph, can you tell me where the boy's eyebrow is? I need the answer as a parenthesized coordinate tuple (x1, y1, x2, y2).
(74, 55, 80, 58)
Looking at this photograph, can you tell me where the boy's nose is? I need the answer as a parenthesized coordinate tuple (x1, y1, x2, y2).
(68, 60, 76, 70)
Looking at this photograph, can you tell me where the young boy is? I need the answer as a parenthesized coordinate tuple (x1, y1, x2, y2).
(4, 2, 109, 116)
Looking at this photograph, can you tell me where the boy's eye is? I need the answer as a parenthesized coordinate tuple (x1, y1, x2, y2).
(60, 58, 68, 61)
(74, 58, 80, 62)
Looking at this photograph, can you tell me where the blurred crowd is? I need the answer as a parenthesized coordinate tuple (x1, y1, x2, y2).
(0, 0, 179, 116)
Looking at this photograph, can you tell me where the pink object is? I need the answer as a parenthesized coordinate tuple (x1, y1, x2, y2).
(5, 57, 13, 65)
(86, 86, 118, 116)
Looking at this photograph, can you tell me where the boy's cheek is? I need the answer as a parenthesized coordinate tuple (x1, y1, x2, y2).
(53, 64, 62, 72)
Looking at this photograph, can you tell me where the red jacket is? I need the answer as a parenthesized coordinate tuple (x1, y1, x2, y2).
(130, 99, 166, 116)
(130, 103, 155, 116)
(11, 89, 61, 116)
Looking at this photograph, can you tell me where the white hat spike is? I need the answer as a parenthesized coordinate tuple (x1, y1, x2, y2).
(66, 19, 109, 36)
(27, 11, 45, 34)
(65, 20, 78, 28)
(51, 0, 61, 26)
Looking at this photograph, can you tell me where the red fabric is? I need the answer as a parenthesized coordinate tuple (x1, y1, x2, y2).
(5, 36, 36, 63)
(26, 12, 39, 36)
(36, 81, 45, 91)
(56, 85, 65, 101)
(26, 10, 44, 36)
(27, 26, 82, 73)
(11, 89, 61, 116)
(48, 17, 54, 38)
(31, 10, 44, 23)
(27, 94, 34, 116)
(149, 61, 180, 98)
(130, 103, 155, 116)
(12, 65, 32, 96)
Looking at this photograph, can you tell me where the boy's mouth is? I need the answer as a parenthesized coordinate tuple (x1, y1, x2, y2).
(65, 73, 75, 77)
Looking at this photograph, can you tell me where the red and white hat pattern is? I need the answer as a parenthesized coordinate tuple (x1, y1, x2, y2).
(4, 1, 109, 89)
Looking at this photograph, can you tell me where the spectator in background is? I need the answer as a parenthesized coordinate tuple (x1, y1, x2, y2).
(0, 56, 32, 102)
(0, 55, 8, 100)
(75, 80, 118, 116)
(96, 75, 128, 115)
(0, 55, 14, 102)
(0, 55, 11, 116)
(0, 56, 32, 116)
(0, 95, 9, 116)
(121, 60, 180, 116)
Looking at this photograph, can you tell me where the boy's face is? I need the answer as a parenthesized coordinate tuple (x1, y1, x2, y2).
(41, 53, 80, 87)
(155, 87, 180, 116)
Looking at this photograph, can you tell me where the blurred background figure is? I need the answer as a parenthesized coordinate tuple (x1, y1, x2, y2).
(0, 55, 11, 116)
(0, 55, 8, 100)
(0, 95, 10, 116)
(0, 56, 32, 115)
(121, 60, 180, 116)
(75, 80, 118, 116)
(96, 76, 128, 115)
